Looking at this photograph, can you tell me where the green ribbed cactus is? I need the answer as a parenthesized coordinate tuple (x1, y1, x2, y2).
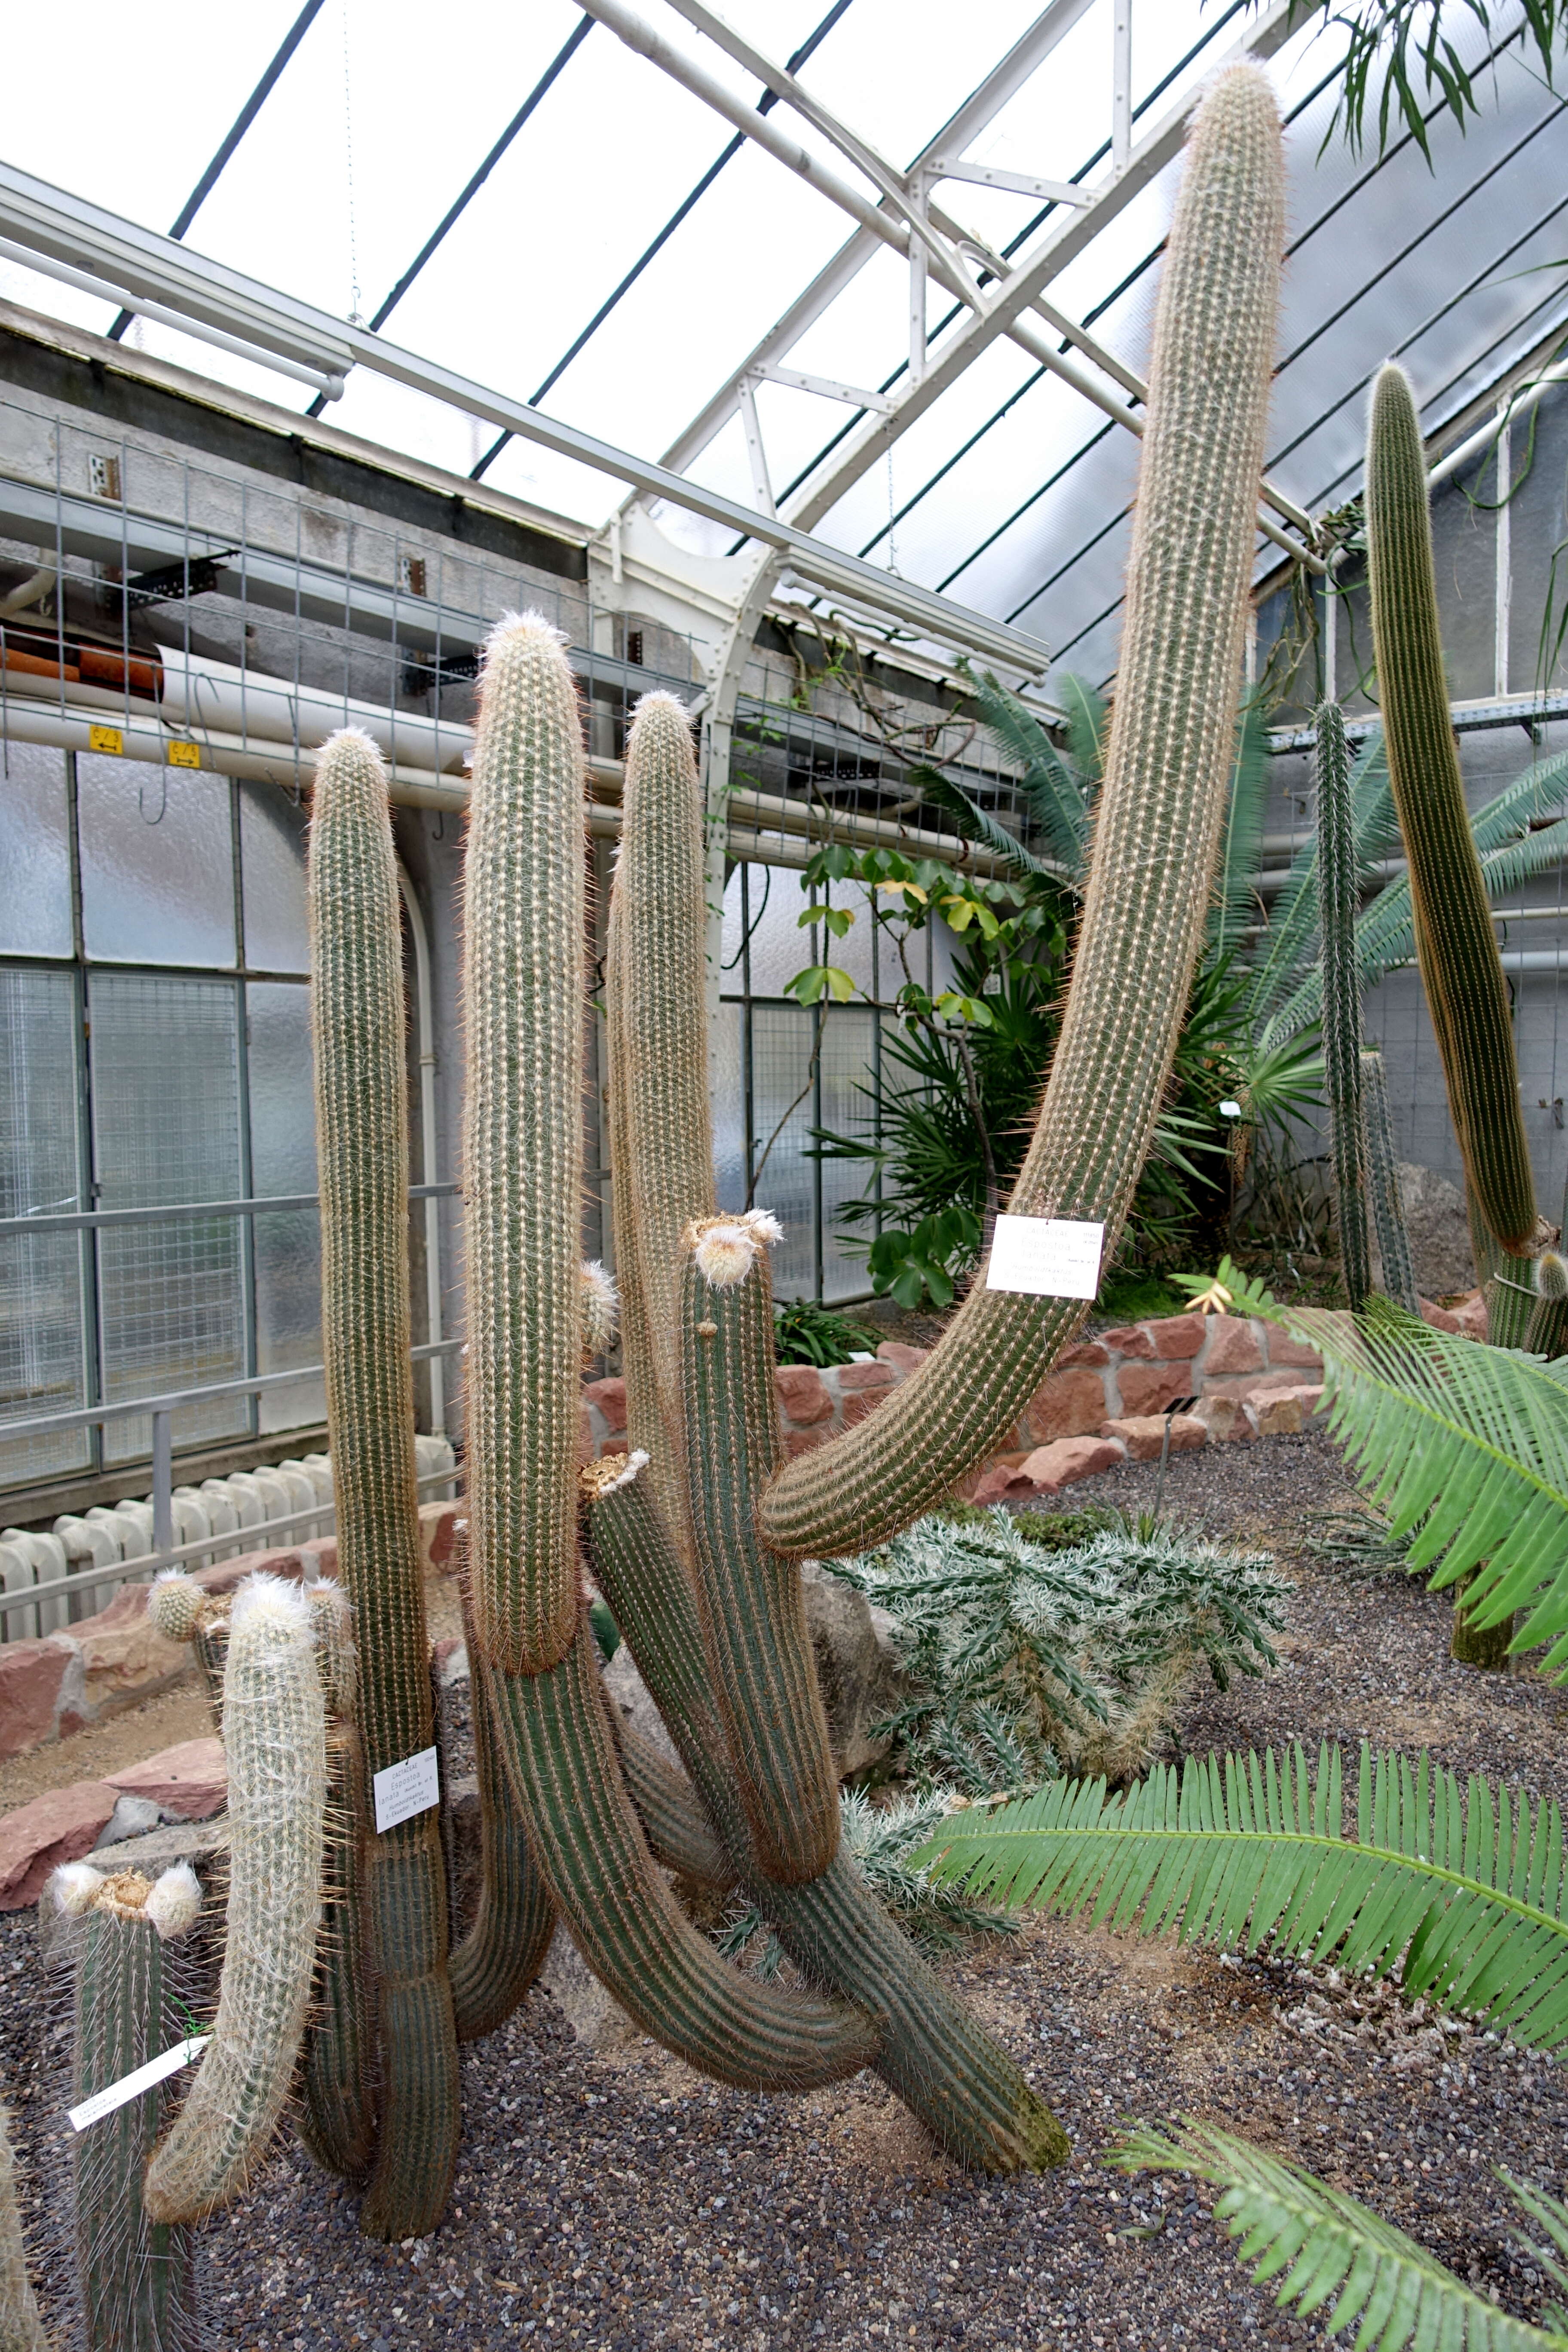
(61, 1862, 203, 2352)
(144, 1574, 326, 2223)
(1365, 363, 1549, 1338)
(307, 724, 459, 2239)
(1316, 701, 1372, 1310)
(760, 67, 1286, 1559)
(0, 2096, 47, 2352)
(1360, 1047, 1420, 1314)
(606, 690, 714, 1559)
(462, 613, 875, 2092)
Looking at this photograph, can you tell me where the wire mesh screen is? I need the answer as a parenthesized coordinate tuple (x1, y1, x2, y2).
(0, 965, 90, 1485)
(87, 972, 248, 1464)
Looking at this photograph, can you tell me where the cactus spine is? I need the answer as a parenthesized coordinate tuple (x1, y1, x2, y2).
(759, 69, 1286, 1558)
(1365, 363, 1549, 1324)
(1360, 1047, 1420, 1314)
(0, 2098, 47, 2352)
(298, 1580, 377, 2182)
(463, 614, 876, 2092)
(144, 1574, 326, 2223)
(1315, 701, 1372, 1309)
(306, 725, 459, 2238)
(65, 1865, 202, 2351)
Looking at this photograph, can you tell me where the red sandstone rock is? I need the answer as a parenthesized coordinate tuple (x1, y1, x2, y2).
(774, 1365, 832, 1424)
(1141, 1315, 1206, 1360)
(299, 1537, 339, 1579)
(1252, 1391, 1305, 1436)
(1191, 1394, 1251, 1443)
(1098, 1324, 1156, 1359)
(578, 1403, 594, 1468)
(841, 1389, 890, 1427)
(1117, 1363, 1193, 1417)
(418, 1502, 459, 1572)
(75, 1611, 187, 1704)
(194, 1547, 306, 1601)
(584, 1376, 628, 1432)
(783, 1426, 830, 1459)
(1200, 1318, 1265, 1375)
(967, 1460, 1043, 1507)
(1419, 1299, 1461, 1333)
(107, 1736, 227, 1820)
(0, 1638, 75, 1759)
(1269, 1331, 1324, 1371)
(0, 1779, 116, 1909)
(1200, 1368, 1310, 1397)
(874, 1342, 928, 1374)
(1023, 1367, 1109, 1446)
(1099, 1413, 1205, 1462)
(1016, 1436, 1126, 1492)
(1057, 1338, 1110, 1368)
(837, 1362, 894, 1391)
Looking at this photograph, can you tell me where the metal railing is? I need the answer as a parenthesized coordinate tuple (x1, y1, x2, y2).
(0, 1337, 464, 1623)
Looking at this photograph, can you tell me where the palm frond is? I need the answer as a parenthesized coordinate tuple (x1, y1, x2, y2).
(904, 760, 1059, 888)
(1110, 2118, 1567, 2352)
(1215, 1273, 1568, 1660)
(914, 1739, 1568, 2051)
(965, 668, 1092, 872)
(1210, 698, 1274, 957)
(1265, 751, 1568, 1045)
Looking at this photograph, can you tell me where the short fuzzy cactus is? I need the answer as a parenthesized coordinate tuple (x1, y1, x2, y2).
(144, 1574, 326, 2224)
(149, 1571, 206, 1647)
(758, 66, 1287, 1559)
(66, 1863, 203, 2352)
(0, 2096, 47, 2352)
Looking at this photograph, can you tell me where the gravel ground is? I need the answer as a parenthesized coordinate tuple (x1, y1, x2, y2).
(8, 1431, 1568, 2352)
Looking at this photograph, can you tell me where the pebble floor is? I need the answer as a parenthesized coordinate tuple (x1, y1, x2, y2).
(8, 1431, 1568, 2351)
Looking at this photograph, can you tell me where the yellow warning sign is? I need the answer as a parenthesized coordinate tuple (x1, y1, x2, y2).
(167, 740, 201, 769)
(87, 724, 124, 756)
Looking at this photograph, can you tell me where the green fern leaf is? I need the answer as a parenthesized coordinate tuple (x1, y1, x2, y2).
(1109, 2119, 1568, 2352)
(1231, 1294, 1568, 1660)
(913, 1741, 1568, 2051)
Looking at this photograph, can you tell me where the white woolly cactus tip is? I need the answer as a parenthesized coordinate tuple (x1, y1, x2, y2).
(686, 1209, 783, 1289)
(318, 723, 384, 762)
(50, 1861, 105, 1917)
(1537, 1250, 1568, 1302)
(150, 1570, 207, 1645)
(145, 1862, 203, 1942)
(629, 686, 692, 721)
(484, 606, 569, 658)
(581, 1259, 619, 1354)
(580, 1448, 649, 1500)
(230, 1569, 312, 1635)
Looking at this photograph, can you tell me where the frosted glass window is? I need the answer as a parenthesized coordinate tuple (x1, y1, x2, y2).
(0, 742, 73, 957)
(78, 758, 236, 967)
(0, 965, 90, 1484)
(818, 1006, 877, 1303)
(241, 784, 310, 974)
(87, 972, 246, 1462)
(247, 982, 324, 1434)
(749, 1004, 817, 1299)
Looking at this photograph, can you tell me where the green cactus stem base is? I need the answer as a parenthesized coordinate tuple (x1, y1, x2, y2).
(299, 1721, 377, 2183)
(449, 1571, 556, 2042)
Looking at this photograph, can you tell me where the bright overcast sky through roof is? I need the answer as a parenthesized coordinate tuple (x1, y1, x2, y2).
(6, 2, 1568, 685)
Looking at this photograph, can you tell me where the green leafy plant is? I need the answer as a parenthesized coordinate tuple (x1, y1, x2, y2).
(824, 1509, 1286, 1796)
(1272, 0, 1565, 162)
(1186, 1262, 1568, 1668)
(1112, 2116, 1568, 2351)
(916, 1740, 1568, 2053)
(772, 1298, 884, 1367)
(865, 1207, 983, 1313)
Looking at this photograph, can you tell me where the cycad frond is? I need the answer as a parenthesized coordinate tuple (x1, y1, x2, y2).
(963, 667, 1092, 871)
(1219, 1275, 1568, 1660)
(1210, 698, 1274, 956)
(1110, 2119, 1568, 2352)
(905, 760, 1059, 888)
(915, 1740, 1568, 2051)
(1246, 730, 1388, 1033)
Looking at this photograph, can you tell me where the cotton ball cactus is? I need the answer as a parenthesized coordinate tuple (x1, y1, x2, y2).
(149, 1571, 207, 1646)
(144, 1862, 203, 1943)
(51, 1861, 105, 1918)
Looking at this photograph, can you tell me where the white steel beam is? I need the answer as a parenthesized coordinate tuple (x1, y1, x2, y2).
(782, 0, 1302, 536)
(1112, 2, 1133, 174)
(927, 158, 1094, 206)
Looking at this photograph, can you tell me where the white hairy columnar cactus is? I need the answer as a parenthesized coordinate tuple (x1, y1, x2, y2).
(143, 1572, 327, 2224)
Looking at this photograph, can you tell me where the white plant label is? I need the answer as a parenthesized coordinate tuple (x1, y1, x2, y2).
(373, 1744, 441, 1834)
(68, 2035, 211, 2132)
(985, 1214, 1105, 1300)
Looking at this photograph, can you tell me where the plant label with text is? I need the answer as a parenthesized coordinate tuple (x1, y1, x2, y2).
(372, 1745, 441, 1834)
(68, 2035, 211, 2132)
(985, 1215, 1104, 1300)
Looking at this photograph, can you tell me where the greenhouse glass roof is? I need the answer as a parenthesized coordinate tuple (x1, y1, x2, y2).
(3, 1, 1567, 684)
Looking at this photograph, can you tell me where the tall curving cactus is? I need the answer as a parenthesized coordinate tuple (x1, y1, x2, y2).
(462, 613, 877, 2091)
(1360, 1047, 1420, 1314)
(0, 2095, 48, 2352)
(1364, 363, 1550, 1344)
(1316, 700, 1372, 1309)
(306, 725, 460, 2239)
(760, 66, 1286, 1560)
(145, 1574, 325, 2223)
(298, 1579, 377, 2184)
(58, 1860, 203, 2352)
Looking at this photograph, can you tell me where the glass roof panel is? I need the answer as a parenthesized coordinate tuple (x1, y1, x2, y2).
(4, 1, 1567, 683)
